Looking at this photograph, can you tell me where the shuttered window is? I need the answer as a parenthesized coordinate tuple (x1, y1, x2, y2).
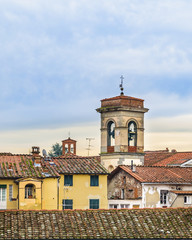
(64, 175, 73, 186)
(9, 185, 13, 201)
(89, 199, 99, 209)
(90, 175, 99, 186)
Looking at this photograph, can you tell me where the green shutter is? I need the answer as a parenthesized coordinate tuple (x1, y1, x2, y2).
(90, 199, 99, 209)
(0, 185, 7, 189)
(64, 175, 73, 186)
(90, 176, 99, 186)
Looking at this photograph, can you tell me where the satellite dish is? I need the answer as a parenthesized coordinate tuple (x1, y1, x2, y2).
(42, 149, 47, 157)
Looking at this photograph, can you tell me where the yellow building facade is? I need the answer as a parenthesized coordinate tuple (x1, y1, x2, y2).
(0, 149, 108, 210)
(59, 174, 108, 210)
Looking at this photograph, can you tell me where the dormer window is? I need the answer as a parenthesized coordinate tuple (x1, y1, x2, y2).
(107, 121, 115, 146)
(128, 121, 137, 147)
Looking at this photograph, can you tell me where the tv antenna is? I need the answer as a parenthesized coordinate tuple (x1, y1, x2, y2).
(119, 75, 124, 96)
(86, 138, 95, 156)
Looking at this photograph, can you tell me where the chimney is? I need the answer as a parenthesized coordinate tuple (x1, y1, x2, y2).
(62, 138, 77, 155)
(32, 146, 41, 167)
(131, 160, 136, 172)
(32, 146, 40, 157)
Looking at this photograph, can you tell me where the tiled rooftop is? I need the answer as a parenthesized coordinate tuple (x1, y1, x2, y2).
(144, 150, 174, 166)
(1, 208, 192, 239)
(110, 165, 192, 183)
(53, 155, 108, 174)
(154, 152, 192, 166)
(0, 155, 59, 179)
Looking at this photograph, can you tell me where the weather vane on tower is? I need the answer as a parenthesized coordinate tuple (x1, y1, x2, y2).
(119, 75, 124, 96)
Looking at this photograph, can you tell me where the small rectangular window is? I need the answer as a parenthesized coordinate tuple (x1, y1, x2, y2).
(121, 189, 125, 199)
(109, 204, 118, 209)
(62, 199, 73, 209)
(90, 199, 99, 209)
(64, 175, 73, 186)
(90, 175, 99, 186)
(184, 196, 191, 204)
(9, 185, 13, 201)
(120, 204, 129, 209)
(160, 190, 168, 204)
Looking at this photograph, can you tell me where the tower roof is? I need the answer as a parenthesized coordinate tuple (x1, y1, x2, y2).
(96, 95, 148, 113)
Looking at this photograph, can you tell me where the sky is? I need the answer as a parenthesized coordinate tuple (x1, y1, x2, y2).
(0, 0, 192, 156)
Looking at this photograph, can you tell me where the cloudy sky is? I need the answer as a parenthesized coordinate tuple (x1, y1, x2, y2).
(1, 0, 192, 155)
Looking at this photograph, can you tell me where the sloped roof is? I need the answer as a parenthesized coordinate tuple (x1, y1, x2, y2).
(0, 155, 59, 179)
(144, 151, 174, 166)
(154, 152, 192, 166)
(109, 165, 192, 184)
(53, 155, 108, 174)
(1, 208, 192, 239)
(101, 95, 144, 102)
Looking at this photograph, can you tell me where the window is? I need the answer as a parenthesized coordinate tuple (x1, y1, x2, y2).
(25, 184, 35, 199)
(184, 196, 191, 204)
(107, 121, 115, 146)
(90, 199, 99, 209)
(109, 204, 118, 209)
(128, 121, 137, 146)
(121, 189, 125, 199)
(9, 185, 13, 201)
(64, 175, 73, 186)
(0, 185, 6, 203)
(120, 204, 129, 209)
(71, 144, 74, 153)
(62, 199, 73, 210)
(123, 176, 126, 184)
(90, 175, 99, 186)
(65, 144, 68, 153)
(160, 190, 168, 204)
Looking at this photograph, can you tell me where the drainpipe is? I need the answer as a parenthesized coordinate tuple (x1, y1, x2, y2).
(57, 178, 60, 210)
(41, 181, 43, 210)
(18, 183, 19, 210)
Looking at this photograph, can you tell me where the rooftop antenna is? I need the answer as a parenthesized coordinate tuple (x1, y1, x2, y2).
(119, 75, 124, 96)
(68, 131, 70, 139)
(86, 138, 94, 156)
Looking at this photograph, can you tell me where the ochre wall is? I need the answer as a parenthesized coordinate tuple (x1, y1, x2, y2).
(59, 174, 108, 210)
(18, 179, 42, 210)
(0, 180, 18, 209)
(42, 178, 58, 210)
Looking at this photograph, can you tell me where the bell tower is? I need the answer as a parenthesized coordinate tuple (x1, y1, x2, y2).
(96, 77, 149, 172)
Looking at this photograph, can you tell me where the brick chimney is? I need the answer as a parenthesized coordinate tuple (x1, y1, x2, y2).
(62, 138, 76, 155)
(32, 146, 41, 167)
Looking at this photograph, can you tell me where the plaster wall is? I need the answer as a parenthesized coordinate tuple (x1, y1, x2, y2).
(19, 179, 42, 210)
(101, 154, 144, 171)
(42, 178, 58, 210)
(59, 174, 108, 210)
(108, 199, 142, 209)
(0, 180, 18, 209)
(142, 184, 192, 208)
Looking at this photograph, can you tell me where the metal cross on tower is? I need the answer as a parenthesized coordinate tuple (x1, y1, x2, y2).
(119, 75, 124, 95)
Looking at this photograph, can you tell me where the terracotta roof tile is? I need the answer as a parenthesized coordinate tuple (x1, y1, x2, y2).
(0, 155, 59, 179)
(144, 151, 174, 166)
(1, 208, 192, 239)
(52, 155, 108, 174)
(110, 165, 192, 183)
(154, 152, 192, 166)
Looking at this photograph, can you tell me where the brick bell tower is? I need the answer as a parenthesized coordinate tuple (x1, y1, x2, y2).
(96, 76, 149, 172)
